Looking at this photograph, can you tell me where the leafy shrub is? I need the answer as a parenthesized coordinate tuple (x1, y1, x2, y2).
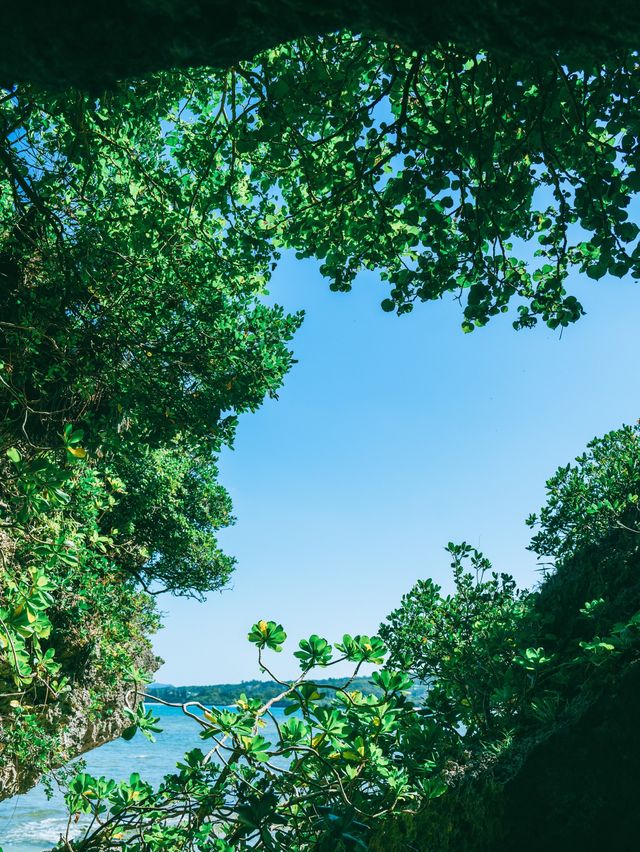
(58, 623, 446, 851)
(56, 423, 640, 850)
(0, 442, 157, 776)
(384, 424, 640, 744)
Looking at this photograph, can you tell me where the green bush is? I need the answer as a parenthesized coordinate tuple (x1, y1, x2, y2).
(58, 424, 640, 850)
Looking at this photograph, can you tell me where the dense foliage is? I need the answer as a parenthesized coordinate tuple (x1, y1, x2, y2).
(0, 70, 300, 780)
(2, 23, 640, 848)
(379, 423, 640, 830)
(381, 544, 534, 745)
(56, 423, 640, 850)
(0, 77, 301, 590)
(59, 623, 447, 851)
(0, 438, 159, 779)
(4, 41, 640, 338)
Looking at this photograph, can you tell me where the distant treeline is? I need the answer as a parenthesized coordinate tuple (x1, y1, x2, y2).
(147, 677, 426, 707)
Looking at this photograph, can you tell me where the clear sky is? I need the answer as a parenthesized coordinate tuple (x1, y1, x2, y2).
(152, 252, 640, 685)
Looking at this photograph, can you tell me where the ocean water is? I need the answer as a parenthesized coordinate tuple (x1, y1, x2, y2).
(0, 704, 284, 852)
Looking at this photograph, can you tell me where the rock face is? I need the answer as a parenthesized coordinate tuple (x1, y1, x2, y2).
(370, 662, 640, 851)
(1, 1, 640, 89)
(499, 661, 640, 852)
(0, 647, 158, 801)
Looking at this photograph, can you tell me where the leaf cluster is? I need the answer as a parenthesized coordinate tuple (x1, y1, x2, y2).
(61, 624, 442, 851)
(382, 423, 640, 764)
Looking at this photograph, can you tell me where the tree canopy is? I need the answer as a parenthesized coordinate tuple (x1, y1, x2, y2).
(2, 20, 640, 847)
(3, 39, 640, 336)
(1, 74, 301, 594)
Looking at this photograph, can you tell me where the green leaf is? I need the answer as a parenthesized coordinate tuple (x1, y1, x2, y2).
(248, 620, 287, 652)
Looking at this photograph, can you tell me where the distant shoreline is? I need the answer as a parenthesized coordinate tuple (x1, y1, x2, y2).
(146, 677, 426, 707)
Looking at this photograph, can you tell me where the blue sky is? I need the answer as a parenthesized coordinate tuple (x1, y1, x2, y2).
(153, 253, 640, 685)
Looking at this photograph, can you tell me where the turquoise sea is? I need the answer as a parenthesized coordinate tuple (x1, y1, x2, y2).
(0, 704, 284, 851)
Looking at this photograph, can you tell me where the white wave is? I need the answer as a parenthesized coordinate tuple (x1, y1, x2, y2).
(4, 816, 82, 843)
